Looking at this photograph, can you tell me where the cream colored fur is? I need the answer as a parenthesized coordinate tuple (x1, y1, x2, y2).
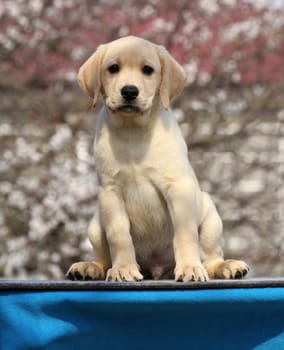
(66, 36, 249, 282)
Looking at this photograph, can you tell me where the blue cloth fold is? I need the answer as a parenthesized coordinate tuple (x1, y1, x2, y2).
(1, 287, 284, 349)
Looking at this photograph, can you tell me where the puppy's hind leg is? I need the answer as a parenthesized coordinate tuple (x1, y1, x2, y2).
(66, 209, 111, 281)
(200, 193, 249, 280)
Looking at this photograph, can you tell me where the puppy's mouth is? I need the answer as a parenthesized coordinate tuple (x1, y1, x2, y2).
(117, 104, 142, 113)
(106, 96, 152, 115)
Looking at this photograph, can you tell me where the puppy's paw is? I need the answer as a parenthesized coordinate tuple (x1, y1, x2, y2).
(66, 261, 105, 281)
(106, 265, 143, 282)
(208, 259, 249, 279)
(175, 263, 209, 282)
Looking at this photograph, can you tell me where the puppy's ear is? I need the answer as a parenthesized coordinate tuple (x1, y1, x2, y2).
(77, 44, 107, 108)
(156, 46, 187, 110)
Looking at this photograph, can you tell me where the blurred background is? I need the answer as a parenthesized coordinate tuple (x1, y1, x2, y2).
(0, 0, 283, 280)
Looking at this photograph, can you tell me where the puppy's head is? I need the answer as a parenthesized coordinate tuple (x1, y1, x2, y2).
(78, 36, 186, 115)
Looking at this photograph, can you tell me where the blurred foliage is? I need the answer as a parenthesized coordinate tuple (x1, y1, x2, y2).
(1, 0, 284, 88)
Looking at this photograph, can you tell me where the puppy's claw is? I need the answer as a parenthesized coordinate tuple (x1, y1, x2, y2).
(74, 271, 83, 280)
(106, 265, 143, 282)
(235, 271, 242, 279)
(66, 261, 105, 281)
(206, 259, 250, 280)
(175, 264, 208, 282)
(66, 272, 75, 281)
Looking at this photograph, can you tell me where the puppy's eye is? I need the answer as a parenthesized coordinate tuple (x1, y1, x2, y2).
(142, 65, 154, 75)
(108, 64, 120, 74)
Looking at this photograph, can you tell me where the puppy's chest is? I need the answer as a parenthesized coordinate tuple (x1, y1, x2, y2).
(96, 128, 162, 182)
(116, 166, 166, 228)
(96, 127, 171, 233)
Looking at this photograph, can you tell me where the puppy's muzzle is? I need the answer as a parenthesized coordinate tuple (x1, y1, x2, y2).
(121, 85, 139, 101)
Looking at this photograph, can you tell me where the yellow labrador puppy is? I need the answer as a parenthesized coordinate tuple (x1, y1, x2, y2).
(66, 36, 249, 282)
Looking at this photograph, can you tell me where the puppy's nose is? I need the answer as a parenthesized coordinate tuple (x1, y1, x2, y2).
(121, 85, 139, 101)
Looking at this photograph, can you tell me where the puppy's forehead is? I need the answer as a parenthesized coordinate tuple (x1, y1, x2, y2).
(103, 36, 160, 67)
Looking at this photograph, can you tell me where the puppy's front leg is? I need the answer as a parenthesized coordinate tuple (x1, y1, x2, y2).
(167, 180, 208, 282)
(99, 187, 143, 282)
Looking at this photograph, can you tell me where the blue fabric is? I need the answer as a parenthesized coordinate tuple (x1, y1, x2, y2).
(1, 287, 284, 349)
